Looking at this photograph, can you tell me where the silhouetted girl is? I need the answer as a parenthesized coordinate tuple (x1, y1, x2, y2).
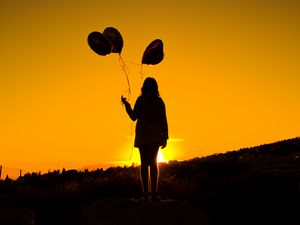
(121, 77, 168, 201)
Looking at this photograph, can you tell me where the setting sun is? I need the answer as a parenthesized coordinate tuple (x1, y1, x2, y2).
(123, 148, 169, 166)
(157, 150, 168, 163)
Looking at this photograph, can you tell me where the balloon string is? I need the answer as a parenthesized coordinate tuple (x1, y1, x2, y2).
(119, 55, 131, 100)
(118, 55, 134, 161)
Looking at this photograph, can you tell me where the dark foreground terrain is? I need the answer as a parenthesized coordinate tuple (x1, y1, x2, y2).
(1, 137, 300, 225)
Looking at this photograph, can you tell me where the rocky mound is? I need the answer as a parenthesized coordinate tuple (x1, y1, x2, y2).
(81, 198, 210, 225)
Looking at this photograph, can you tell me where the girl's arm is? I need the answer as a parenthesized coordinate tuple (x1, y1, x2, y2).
(159, 101, 168, 149)
(161, 100, 169, 140)
(125, 102, 138, 121)
(121, 96, 138, 121)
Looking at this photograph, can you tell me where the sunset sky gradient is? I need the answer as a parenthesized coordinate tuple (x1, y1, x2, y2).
(1, 0, 299, 175)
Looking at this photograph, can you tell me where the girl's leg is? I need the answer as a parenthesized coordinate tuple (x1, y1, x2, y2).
(139, 146, 150, 198)
(149, 144, 160, 196)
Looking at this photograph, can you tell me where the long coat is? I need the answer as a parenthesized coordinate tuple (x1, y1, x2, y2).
(124, 96, 168, 148)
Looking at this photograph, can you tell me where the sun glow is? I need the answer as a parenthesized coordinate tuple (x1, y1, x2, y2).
(157, 150, 168, 163)
(125, 148, 169, 165)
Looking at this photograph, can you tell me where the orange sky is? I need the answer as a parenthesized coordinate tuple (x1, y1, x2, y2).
(1, 0, 299, 176)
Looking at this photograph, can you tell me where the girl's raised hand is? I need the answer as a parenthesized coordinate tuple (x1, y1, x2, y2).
(121, 95, 128, 105)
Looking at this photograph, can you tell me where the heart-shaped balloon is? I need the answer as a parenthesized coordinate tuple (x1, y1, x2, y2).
(103, 27, 123, 54)
(87, 31, 112, 56)
(142, 39, 164, 65)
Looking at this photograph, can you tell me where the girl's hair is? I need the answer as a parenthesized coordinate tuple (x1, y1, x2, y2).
(141, 77, 159, 98)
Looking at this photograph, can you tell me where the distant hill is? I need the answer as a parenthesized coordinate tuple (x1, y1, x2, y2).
(170, 136, 300, 174)
(213, 136, 300, 158)
(0, 137, 299, 225)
